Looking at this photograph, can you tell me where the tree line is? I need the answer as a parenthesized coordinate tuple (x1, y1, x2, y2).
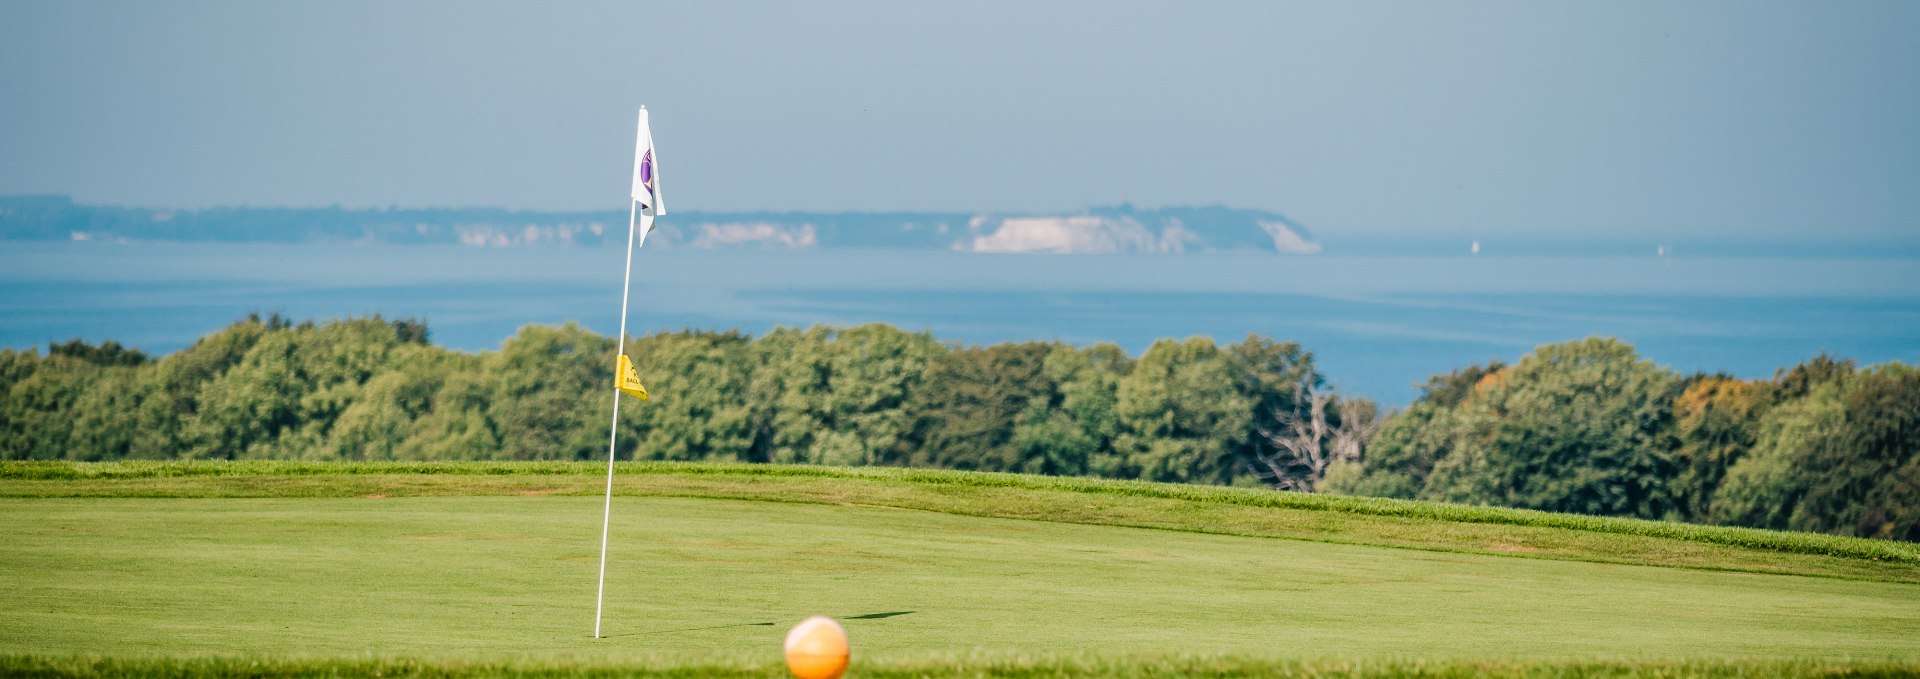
(2, 316, 1914, 541)
(1326, 338, 1919, 541)
(0, 315, 1337, 488)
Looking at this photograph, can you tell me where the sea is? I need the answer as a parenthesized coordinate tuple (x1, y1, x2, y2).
(3, 241, 1917, 406)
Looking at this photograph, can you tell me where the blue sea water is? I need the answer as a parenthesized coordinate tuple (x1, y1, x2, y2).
(3, 242, 1917, 405)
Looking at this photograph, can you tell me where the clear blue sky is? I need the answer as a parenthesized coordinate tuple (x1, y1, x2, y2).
(2, 0, 1916, 240)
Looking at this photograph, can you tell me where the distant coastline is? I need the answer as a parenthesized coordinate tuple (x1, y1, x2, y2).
(0, 195, 1317, 255)
(12, 195, 1919, 259)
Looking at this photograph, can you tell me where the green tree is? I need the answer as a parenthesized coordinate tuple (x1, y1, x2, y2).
(3, 340, 170, 460)
(744, 324, 940, 466)
(1321, 402, 1454, 499)
(486, 322, 612, 460)
(0, 348, 37, 390)
(1013, 343, 1131, 477)
(746, 326, 833, 464)
(1762, 354, 1857, 405)
(1711, 383, 1846, 530)
(64, 365, 150, 460)
(0, 353, 96, 459)
(621, 330, 756, 462)
(1320, 361, 1502, 499)
(1114, 337, 1254, 484)
(277, 317, 423, 457)
(1793, 365, 1920, 539)
(131, 318, 274, 458)
(401, 355, 500, 460)
(47, 338, 150, 367)
(185, 331, 304, 458)
(186, 317, 422, 459)
(811, 324, 941, 466)
(1422, 338, 1680, 519)
(323, 343, 454, 461)
(0, 349, 41, 459)
(1669, 374, 1762, 522)
(891, 342, 1055, 472)
(1225, 334, 1321, 484)
(1415, 360, 1507, 408)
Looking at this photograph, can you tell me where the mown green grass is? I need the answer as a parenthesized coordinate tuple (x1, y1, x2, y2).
(4, 461, 1917, 582)
(4, 462, 1919, 677)
(7, 655, 1920, 678)
(7, 495, 1920, 660)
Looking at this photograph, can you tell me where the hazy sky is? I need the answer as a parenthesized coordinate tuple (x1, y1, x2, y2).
(2, 1, 1917, 239)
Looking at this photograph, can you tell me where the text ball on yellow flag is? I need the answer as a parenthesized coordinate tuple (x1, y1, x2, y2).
(614, 354, 649, 400)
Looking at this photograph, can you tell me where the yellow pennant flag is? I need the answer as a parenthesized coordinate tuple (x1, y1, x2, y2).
(615, 354, 649, 400)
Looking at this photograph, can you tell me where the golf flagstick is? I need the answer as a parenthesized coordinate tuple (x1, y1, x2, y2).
(597, 107, 663, 639)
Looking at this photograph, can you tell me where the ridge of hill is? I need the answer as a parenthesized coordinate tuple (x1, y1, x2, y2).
(0, 195, 1317, 254)
(6, 460, 1915, 583)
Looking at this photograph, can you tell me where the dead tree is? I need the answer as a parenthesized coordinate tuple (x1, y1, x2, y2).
(1253, 386, 1381, 492)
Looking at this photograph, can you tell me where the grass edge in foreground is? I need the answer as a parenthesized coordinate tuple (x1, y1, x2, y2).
(6, 654, 1920, 678)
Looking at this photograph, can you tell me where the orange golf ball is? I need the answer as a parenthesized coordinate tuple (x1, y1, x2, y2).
(783, 616, 850, 679)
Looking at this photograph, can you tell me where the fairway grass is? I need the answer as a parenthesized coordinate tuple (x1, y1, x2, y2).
(7, 656, 1920, 678)
(5, 461, 1917, 583)
(3, 462, 1919, 677)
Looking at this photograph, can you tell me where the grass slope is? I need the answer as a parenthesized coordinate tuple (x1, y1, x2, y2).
(3, 462, 1918, 677)
(5, 461, 1917, 582)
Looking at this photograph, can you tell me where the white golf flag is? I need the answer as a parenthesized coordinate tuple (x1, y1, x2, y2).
(600, 106, 665, 639)
(631, 108, 665, 217)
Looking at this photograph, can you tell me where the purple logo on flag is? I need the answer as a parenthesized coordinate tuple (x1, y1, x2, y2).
(641, 150, 655, 193)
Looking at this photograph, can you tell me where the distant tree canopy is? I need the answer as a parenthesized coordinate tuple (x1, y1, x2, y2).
(0, 317, 1329, 490)
(4, 318, 1915, 542)
(1324, 340, 1920, 542)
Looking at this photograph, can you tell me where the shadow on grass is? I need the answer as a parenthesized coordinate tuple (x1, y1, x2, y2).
(613, 611, 915, 637)
(844, 611, 914, 620)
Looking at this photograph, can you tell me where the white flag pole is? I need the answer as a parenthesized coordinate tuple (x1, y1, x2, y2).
(595, 198, 641, 639)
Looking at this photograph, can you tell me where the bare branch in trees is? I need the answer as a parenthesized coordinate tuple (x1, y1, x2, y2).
(1254, 385, 1380, 492)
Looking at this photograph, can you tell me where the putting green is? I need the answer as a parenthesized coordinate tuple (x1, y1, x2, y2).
(5, 494, 1917, 664)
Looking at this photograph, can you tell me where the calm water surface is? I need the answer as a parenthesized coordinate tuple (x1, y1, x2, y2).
(4, 242, 1917, 404)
